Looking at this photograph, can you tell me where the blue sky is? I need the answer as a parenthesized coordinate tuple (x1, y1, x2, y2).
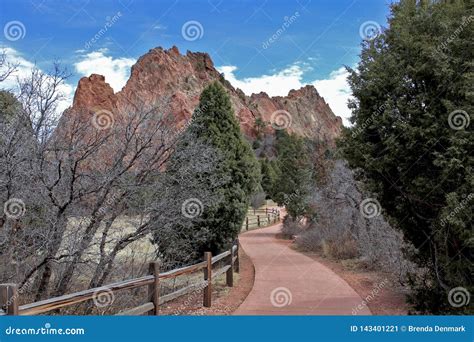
(0, 0, 393, 124)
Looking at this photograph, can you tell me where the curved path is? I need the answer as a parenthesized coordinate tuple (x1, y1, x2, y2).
(234, 224, 372, 315)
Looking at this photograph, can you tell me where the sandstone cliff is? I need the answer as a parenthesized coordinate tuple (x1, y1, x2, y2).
(66, 46, 342, 143)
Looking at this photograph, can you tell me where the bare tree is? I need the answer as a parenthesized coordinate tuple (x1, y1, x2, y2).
(0, 64, 223, 309)
(18, 63, 71, 143)
(0, 48, 18, 83)
(250, 190, 266, 212)
(295, 159, 415, 280)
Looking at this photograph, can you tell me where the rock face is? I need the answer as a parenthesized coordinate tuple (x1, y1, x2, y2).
(67, 46, 342, 143)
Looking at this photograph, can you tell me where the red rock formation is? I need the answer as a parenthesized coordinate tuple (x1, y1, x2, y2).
(73, 74, 116, 110)
(67, 46, 342, 143)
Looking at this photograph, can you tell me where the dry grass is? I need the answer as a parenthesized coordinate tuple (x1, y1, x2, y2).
(242, 200, 280, 231)
(65, 216, 156, 265)
(321, 238, 359, 260)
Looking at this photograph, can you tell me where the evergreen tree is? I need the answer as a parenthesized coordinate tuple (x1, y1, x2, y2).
(341, 0, 473, 314)
(0, 90, 21, 123)
(189, 82, 260, 254)
(260, 158, 278, 199)
(273, 130, 313, 219)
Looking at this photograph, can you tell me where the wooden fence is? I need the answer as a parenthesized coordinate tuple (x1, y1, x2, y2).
(0, 241, 239, 316)
(243, 208, 281, 231)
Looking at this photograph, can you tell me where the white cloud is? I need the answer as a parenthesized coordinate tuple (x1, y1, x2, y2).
(217, 65, 304, 97)
(312, 67, 352, 126)
(0, 47, 74, 114)
(217, 64, 353, 126)
(74, 50, 135, 92)
(1, 47, 352, 124)
(0, 47, 35, 84)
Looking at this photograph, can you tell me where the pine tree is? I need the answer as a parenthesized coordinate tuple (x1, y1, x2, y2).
(260, 158, 278, 199)
(341, 0, 473, 314)
(189, 82, 260, 254)
(273, 130, 312, 219)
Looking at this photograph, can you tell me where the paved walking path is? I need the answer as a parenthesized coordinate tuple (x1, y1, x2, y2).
(234, 223, 372, 315)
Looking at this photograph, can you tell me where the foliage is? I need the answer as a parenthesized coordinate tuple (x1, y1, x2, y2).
(295, 160, 413, 277)
(340, 0, 473, 314)
(0, 90, 21, 123)
(260, 158, 279, 199)
(281, 215, 304, 237)
(150, 131, 226, 269)
(273, 130, 313, 219)
(250, 186, 266, 211)
(187, 82, 261, 255)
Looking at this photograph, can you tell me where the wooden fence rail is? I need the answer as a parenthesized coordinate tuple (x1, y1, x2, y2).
(243, 208, 280, 231)
(0, 240, 240, 316)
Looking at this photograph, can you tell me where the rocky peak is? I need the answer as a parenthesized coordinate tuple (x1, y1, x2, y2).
(67, 46, 342, 143)
(287, 84, 321, 100)
(73, 74, 116, 110)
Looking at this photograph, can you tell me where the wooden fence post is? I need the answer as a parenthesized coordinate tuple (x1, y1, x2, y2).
(226, 246, 234, 287)
(246, 217, 249, 231)
(234, 239, 240, 273)
(203, 252, 212, 307)
(267, 214, 270, 224)
(147, 261, 160, 315)
(0, 284, 18, 315)
(257, 215, 260, 227)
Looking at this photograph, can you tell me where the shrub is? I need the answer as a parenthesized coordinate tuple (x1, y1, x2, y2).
(281, 216, 304, 238)
(250, 189, 266, 211)
(295, 226, 359, 260)
(294, 160, 415, 280)
(321, 236, 359, 260)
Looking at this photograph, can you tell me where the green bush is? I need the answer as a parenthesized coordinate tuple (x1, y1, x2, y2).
(341, 0, 473, 314)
